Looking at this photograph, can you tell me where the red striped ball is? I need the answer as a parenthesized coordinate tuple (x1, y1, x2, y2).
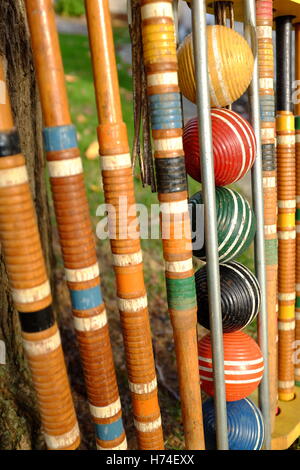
(198, 331, 264, 401)
(183, 109, 256, 186)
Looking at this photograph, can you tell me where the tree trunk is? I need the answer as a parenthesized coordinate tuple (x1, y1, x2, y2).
(0, 0, 54, 450)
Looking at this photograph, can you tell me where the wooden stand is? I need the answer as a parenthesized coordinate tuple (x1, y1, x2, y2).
(250, 391, 300, 449)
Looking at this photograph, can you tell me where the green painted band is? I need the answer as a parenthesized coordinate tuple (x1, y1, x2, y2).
(295, 116, 300, 130)
(265, 239, 278, 265)
(166, 276, 197, 310)
(296, 208, 300, 220)
(295, 381, 300, 387)
(296, 297, 300, 309)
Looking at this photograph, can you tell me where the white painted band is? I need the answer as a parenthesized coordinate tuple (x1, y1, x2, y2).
(277, 135, 295, 145)
(89, 397, 121, 419)
(165, 258, 193, 273)
(278, 321, 295, 331)
(129, 377, 157, 394)
(134, 416, 162, 433)
(278, 199, 296, 209)
(278, 380, 294, 389)
(0, 165, 28, 187)
(264, 224, 277, 235)
(74, 310, 107, 332)
(23, 330, 61, 357)
(259, 78, 274, 89)
(113, 251, 143, 267)
(118, 295, 148, 312)
(141, 2, 173, 20)
(147, 71, 178, 87)
(44, 423, 80, 450)
(278, 292, 296, 301)
(65, 263, 100, 282)
(263, 176, 276, 188)
(12, 280, 50, 304)
(257, 26, 273, 39)
(47, 157, 83, 178)
(278, 230, 296, 240)
(153, 136, 183, 152)
(101, 153, 132, 171)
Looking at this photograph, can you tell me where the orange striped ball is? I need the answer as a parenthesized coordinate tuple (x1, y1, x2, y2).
(198, 331, 264, 401)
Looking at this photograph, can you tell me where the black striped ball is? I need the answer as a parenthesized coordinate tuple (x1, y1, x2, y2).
(195, 261, 261, 332)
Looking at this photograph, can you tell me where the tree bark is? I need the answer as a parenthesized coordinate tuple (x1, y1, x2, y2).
(0, 0, 54, 450)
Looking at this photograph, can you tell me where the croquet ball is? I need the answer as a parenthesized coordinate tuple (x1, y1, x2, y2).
(202, 397, 264, 450)
(177, 25, 254, 107)
(195, 261, 261, 332)
(198, 331, 264, 401)
(183, 110, 256, 186)
(189, 187, 256, 262)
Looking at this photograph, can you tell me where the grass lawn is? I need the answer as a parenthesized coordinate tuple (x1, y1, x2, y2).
(55, 29, 276, 450)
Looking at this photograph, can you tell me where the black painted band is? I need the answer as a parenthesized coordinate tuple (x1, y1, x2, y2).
(155, 156, 187, 193)
(19, 306, 54, 333)
(0, 130, 21, 157)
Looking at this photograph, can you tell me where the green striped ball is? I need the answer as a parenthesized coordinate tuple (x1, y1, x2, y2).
(190, 187, 256, 263)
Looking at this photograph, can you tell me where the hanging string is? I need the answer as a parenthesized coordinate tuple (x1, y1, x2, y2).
(128, 0, 156, 191)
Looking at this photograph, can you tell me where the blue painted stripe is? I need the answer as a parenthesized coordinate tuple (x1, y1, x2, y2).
(95, 418, 124, 441)
(149, 92, 181, 104)
(149, 100, 181, 110)
(70, 285, 103, 310)
(43, 125, 78, 152)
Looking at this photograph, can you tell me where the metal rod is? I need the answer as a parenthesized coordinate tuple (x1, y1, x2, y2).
(243, 0, 272, 450)
(191, 0, 228, 450)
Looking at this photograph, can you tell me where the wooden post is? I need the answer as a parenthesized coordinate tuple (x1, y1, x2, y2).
(0, 56, 79, 450)
(84, 0, 164, 450)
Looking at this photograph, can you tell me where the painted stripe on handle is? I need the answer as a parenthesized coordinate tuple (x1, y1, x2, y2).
(112, 251, 143, 267)
(23, 329, 61, 356)
(101, 153, 132, 170)
(153, 136, 183, 152)
(12, 280, 51, 304)
(0, 165, 28, 187)
(278, 200, 296, 209)
(118, 295, 148, 312)
(65, 263, 100, 282)
(89, 397, 121, 419)
(47, 157, 83, 178)
(134, 416, 162, 433)
(278, 321, 295, 331)
(43, 125, 78, 152)
(129, 377, 157, 394)
(95, 418, 124, 441)
(165, 258, 193, 273)
(44, 423, 80, 450)
(74, 310, 107, 332)
(148, 72, 178, 87)
(141, 2, 173, 20)
(70, 286, 103, 311)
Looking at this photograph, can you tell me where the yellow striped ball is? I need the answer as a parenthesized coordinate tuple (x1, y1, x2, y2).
(177, 25, 254, 107)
